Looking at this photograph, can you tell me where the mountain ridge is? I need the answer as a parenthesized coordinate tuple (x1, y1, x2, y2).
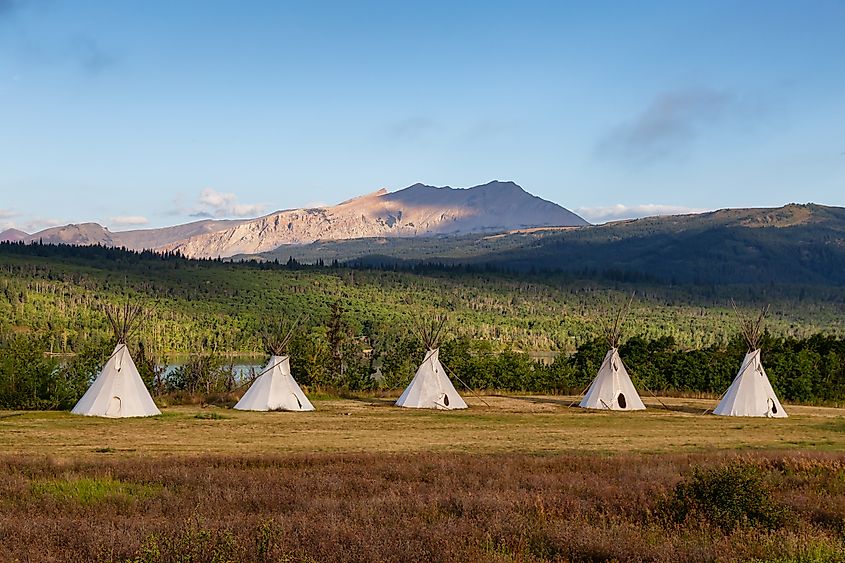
(0, 228, 29, 243)
(15, 181, 586, 258)
(251, 202, 845, 285)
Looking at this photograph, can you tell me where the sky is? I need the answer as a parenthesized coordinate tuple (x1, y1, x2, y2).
(0, 0, 843, 231)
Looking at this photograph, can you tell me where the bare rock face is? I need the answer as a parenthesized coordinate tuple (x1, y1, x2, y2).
(17, 181, 588, 258)
(162, 181, 588, 258)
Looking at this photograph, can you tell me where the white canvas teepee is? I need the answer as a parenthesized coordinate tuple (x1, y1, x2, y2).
(396, 348, 467, 410)
(714, 349, 786, 417)
(234, 316, 314, 412)
(234, 355, 315, 412)
(72, 343, 161, 418)
(72, 302, 160, 418)
(714, 305, 786, 417)
(579, 347, 646, 410)
(578, 296, 645, 411)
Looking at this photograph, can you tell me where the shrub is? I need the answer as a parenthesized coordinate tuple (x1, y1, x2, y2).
(664, 462, 789, 531)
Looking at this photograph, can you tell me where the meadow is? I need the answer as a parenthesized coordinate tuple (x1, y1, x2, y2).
(2, 396, 845, 458)
(3, 244, 845, 561)
(2, 396, 845, 562)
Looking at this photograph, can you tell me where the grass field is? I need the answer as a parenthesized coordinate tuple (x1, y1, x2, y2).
(2, 395, 844, 459)
(2, 398, 844, 562)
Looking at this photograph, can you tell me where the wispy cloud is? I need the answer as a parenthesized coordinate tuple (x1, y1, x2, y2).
(68, 35, 117, 75)
(0, 214, 64, 234)
(597, 87, 734, 164)
(110, 215, 149, 227)
(576, 204, 708, 224)
(0, 209, 20, 232)
(192, 188, 266, 218)
(387, 116, 438, 142)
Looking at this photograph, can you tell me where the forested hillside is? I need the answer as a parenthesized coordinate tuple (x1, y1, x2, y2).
(1, 241, 845, 408)
(264, 203, 845, 286)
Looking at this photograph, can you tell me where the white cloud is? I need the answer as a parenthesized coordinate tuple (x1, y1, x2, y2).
(110, 215, 149, 227)
(597, 87, 734, 163)
(0, 209, 19, 231)
(194, 188, 265, 218)
(576, 204, 708, 224)
(0, 215, 64, 234)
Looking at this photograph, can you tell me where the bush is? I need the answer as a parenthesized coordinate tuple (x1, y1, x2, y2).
(664, 462, 789, 531)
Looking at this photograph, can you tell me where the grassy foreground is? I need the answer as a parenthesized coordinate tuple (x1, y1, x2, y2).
(2, 398, 844, 562)
(1, 396, 844, 458)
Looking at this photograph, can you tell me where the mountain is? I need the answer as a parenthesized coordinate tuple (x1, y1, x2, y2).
(21, 219, 247, 251)
(160, 181, 587, 258)
(109, 219, 248, 249)
(15, 181, 585, 258)
(290, 203, 845, 285)
(0, 228, 28, 243)
(22, 223, 117, 246)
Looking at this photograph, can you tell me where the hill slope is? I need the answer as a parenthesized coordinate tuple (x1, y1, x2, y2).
(0, 229, 28, 243)
(261, 203, 845, 286)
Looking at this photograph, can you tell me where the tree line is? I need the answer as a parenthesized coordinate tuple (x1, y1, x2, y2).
(2, 325, 844, 410)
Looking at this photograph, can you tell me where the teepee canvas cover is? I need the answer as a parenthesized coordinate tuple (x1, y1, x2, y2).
(235, 315, 314, 412)
(72, 344, 160, 418)
(396, 348, 467, 410)
(713, 349, 786, 417)
(70, 343, 161, 418)
(72, 302, 160, 418)
(579, 347, 646, 410)
(714, 304, 786, 417)
(579, 296, 645, 411)
(234, 355, 315, 412)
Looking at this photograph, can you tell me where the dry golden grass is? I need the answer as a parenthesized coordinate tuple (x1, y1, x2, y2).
(2, 451, 844, 562)
(2, 395, 843, 460)
(2, 396, 845, 561)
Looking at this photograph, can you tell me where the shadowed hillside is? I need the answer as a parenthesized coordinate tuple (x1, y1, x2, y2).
(262, 203, 845, 286)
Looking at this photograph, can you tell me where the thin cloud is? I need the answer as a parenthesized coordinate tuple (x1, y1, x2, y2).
(193, 188, 265, 218)
(462, 119, 518, 141)
(110, 215, 149, 227)
(0, 209, 19, 231)
(1, 215, 63, 234)
(388, 116, 437, 142)
(576, 204, 708, 224)
(68, 35, 117, 74)
(597, 87, 734, 163)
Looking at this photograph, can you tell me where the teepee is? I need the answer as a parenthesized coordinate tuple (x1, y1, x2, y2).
(72, 302, 161, 418)
(234, 317, 314, 412)
(396, 315, 467, 410)
(714, 305, 786, 418)
(579, 298, 646, 411)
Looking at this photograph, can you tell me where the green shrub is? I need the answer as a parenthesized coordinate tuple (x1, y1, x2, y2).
(664, 462, 789, 531)
(31, 477, 162, 505)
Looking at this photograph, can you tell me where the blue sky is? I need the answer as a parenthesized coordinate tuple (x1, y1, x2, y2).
(1, 0, 843, 231)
